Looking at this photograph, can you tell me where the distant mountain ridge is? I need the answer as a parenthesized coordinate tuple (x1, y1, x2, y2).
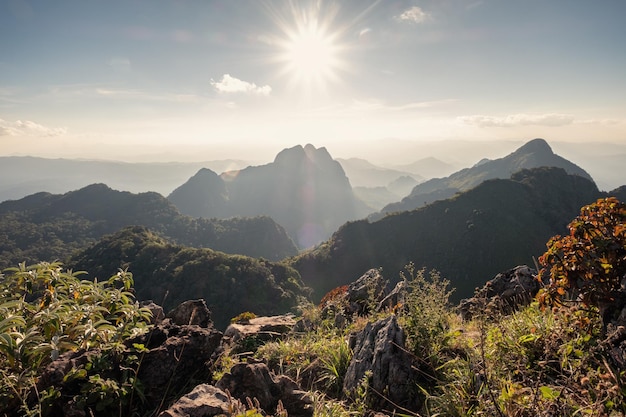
(292, 167, 624, 302)
(0, 184, 298, 269)
(169, 144, 371, 248)
(379, 138, 593, 216)
(0, 156, 250, 203)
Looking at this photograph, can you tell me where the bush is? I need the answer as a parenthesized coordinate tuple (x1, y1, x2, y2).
(0, 262, 152, 415)
(538, 197, 626, 322)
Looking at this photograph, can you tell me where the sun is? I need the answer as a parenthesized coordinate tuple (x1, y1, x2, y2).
(264, 1, 350, 95)
(283, 21, 339, 87)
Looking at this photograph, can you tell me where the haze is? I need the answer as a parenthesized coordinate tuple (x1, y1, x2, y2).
(1, 0, 625, 167)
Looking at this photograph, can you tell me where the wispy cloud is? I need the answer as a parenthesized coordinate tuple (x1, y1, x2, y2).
(0, 118, 66, 136)
(211, 74, 272, 95)
(458, 113, 575, 127)
(396, 6, 431, 24)
(350, 98, 457, 112)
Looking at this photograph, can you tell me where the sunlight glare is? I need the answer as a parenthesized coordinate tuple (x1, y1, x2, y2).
(284, 21, 338, 86)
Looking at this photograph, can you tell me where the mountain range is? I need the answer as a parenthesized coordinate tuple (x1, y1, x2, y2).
(0, 183, 297, 269)
(291, 166, 626, 302)
(378, 138, 593, 217)
(2, 138, 626, 311)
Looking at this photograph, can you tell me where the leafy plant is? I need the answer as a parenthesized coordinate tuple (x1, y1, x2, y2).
(538, 197, 626, 319)
(0, 261, 152, 416)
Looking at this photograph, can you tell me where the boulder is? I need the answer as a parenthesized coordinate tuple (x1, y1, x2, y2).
(346, 269, 387, 315)
(377, 280, 408, 312)
(217, 362, 314, 417)
(158, 384, 237, 417)
(223, 314, 297, 353)
(167, 299, 212, 327)
(141, 300, 165, 324)
(133, 322, 223, 406)
(459, 265, 539, 320)
(343, 316, 420, 413)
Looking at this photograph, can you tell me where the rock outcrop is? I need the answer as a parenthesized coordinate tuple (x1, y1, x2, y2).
(343, 316, 420, 413)
(158, 384, 237, 417)
(345, 268, 387, 315)
(216, 362, 314, 417)
(459, 265, 539, 319)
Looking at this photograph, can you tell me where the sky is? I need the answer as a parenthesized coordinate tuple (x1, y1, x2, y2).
(1, 0, 625, 164)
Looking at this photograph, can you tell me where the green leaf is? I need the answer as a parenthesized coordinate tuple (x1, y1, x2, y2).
(539, 386, 560, 400)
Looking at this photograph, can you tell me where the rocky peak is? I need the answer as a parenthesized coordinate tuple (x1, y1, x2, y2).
(513, 138, 553, 155)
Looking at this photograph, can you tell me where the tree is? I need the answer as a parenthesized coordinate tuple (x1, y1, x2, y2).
(538, 197, 626, 321)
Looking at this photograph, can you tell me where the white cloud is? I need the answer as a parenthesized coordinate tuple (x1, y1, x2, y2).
(0, 118, 66, 136)
(211, 74, 272, 95)
(396, 6, 431, 24)
(458, 113, 575, 127)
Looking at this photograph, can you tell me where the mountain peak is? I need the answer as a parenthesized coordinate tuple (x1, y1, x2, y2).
(515, 138, 553, 155)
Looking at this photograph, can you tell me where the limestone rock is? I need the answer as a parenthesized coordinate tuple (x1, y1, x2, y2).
(158, 384, 237, 417)
(141, 300, 165, 324)
(131, 322, 223, 406)
(224, 314, 297, 344)
(217, 362, 313, 417)
(343, 316, 420, 413)
(459, 265, 539, 320)
(167, 299, 213, 327)
(377, 280, 408, 312)
(346, 269, 387, 315)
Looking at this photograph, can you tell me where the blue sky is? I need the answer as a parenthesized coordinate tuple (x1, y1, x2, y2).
(1, 0, 625, 163)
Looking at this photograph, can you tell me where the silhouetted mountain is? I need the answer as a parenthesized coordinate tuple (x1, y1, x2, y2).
(0, 184, 297, 269)
(336, 158, 423, 187)
(291, 167, 603, 302)
(169, 144, 371, 248)
(0, 156, 250, 203)
(69, 226, 309, 330)
(391, 157, 458, 179)
(379, 139, 594, 216)
(167, 168, 230, 218)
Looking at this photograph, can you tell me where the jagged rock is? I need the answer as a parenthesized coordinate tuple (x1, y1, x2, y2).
(141, 300, 165, 324)
(158, 384, 238, 417)
(224, 314, 296, 344)
(167, 299, 212, 327)
(346, 269, 387, 315)
(216, 362, 314, 417)
(343, 316, 420, 413)
(377, 280, 408, 312)
(132, 322, 223, 405)
(458, 265, 539, 320)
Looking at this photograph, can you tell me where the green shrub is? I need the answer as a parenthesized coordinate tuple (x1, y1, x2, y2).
(0, 261, 152, 415)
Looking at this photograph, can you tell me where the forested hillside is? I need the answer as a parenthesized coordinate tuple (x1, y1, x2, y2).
(0, 183, 298, 268)
(292, 167, 608, 301)
(69, 226, 309, 329)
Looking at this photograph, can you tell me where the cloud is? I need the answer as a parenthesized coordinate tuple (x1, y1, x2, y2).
(211, 74, 272, 95)
(107, 57, 131, 73)
(0, 118, 66, 136)
(396, 6, 431, 24)
(458, 113, 575, 127)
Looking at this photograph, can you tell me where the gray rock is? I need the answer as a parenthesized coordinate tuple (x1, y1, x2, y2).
(377, 280, 408, 312)
(158, 384, 237, 417)
(459, 265, 539, 320)
(224, 314, 297, 344)
(217, 362, 313, 417)
(167, 299, 212, 327)
(141, 300, 165, 325)
(346, 269, 387, 315)
(343, 316, 420, 413)
(132, 322, 223, 406)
